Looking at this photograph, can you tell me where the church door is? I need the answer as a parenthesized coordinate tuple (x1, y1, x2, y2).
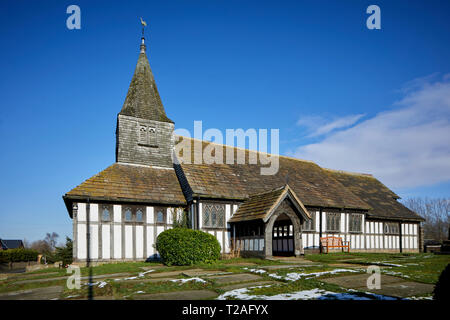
(272, 219, 295, 256)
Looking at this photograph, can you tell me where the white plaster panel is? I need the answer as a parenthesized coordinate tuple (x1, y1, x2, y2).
(89, 225, 98, 259)
(156, 226, 164, 237)
(90, 204, 98, 222)
(113, 225, 122, 259)
(146, 226, 154, 257)
(340, 213, 346, 232)
(102, 225, 110, 259)
(77, 203, 86, 222)
(114, 205, 122, 223)
(146, 206, 154, 224)
(125, 225, 133, 259)
(198, 203, 203, 229)
(216, 231, 223, 252)
(167, 208, 173, 225)
(322, 212, 326, 231)
(315, 212, 320, 231)
(77, 223, 86, 259)
(136, 226, 144, 259)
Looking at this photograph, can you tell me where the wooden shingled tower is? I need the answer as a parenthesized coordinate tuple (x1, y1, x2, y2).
(116, 30, 175, 168)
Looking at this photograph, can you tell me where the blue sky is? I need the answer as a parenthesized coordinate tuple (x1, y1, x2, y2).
(0, 0, 449, 242)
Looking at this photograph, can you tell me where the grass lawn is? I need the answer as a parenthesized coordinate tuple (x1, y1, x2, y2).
(305, 252, 449, 284)
(0, 253, 447, 299)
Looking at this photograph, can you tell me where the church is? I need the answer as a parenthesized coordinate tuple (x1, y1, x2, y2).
(63, 34, 425, 263)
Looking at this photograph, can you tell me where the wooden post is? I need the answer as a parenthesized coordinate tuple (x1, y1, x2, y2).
(319, 208, 323, 253)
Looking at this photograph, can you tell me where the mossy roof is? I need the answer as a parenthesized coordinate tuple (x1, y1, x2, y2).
(229, 185, 311, 223)
(63, 163, 186, 216)
(325, 169, 425, 221)
(176, 137, 370, 210)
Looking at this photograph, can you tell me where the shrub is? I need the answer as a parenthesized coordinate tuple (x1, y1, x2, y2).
(156, 228, 221, 266)
(54, 237, 73, 265)
(433, 263, 450, 301)
(0, 248, 39, 263)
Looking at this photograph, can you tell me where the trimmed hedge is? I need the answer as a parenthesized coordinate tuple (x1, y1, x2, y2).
(156, 228, 221, 266)
(0, 248, 39, 263)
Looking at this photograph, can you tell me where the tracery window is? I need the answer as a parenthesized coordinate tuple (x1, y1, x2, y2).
(302, 213, 315, 231)
(349, 214, 363, 232)
(202, 203, 225, 228)
(384, 222, 399, 234)
(125, 208, 132, 221)
(136, 208, 143, 222)
(101, 205, 111, 221)
(156, 208, 165, 223)
(326, 212, 341, 232)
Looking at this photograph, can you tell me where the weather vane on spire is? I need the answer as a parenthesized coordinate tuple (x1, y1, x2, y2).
(140, 17, 147, 37)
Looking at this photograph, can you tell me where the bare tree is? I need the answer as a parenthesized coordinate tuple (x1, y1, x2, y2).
(403, 197, 450, 241)
(29, 240, 52, 253)
(44, 232, 59, 251)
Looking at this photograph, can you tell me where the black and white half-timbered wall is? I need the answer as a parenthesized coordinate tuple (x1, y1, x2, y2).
(63, 36, 425, 263)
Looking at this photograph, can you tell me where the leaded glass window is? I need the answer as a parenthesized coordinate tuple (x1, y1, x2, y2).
(302, 213, 315, 231)
(136, 208, 143, 222)
(156, 210, 165, 223)
(326, 212, 340, 232)
(349, 214, 363, 232)
(384, 222, 399, 234)
(125, 208, 132, 221)
(202, 203, 225, 228)
(101, 206, 111, 221)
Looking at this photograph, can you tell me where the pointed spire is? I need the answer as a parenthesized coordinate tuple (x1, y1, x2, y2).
(119, 21, 173, 123)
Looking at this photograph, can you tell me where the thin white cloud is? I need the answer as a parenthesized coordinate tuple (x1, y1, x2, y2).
(292, 75, 450, 189)
(297, 114, 365, 137)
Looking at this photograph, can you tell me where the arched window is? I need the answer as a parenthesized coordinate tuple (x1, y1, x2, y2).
(156, 211, 164, 223)
(125, 208, 132, 221)
(102, 207, 110, 221)
(136, 209, 143, 222)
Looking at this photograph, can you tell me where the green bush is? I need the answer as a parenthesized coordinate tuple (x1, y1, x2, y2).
(0, 248, 39, 263)
(54, 237, 73, 265)
(156, 228, 221, 266)
(433, 263, 450, 301)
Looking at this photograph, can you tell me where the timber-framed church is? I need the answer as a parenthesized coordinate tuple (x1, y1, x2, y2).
(63, 35, 425, 262)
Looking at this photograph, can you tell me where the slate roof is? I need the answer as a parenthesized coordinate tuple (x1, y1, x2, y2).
(119, 41, 173, 123)
(63, 163, 186, 217)
(175, 137, 370, 210)
(325, 169, 425, 221)
(229, 185, 311, 222)
(0, 239, 24, 250)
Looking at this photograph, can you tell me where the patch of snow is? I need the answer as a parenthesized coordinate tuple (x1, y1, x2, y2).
(217, 286, 399, 300)
(139, 270, 155, 277)
(372, 261, 404, 267)
(85, 281, 108, 288)
(407, 296, 433, 300)
(244, 268, 267, 274)
(116, 269, 155, 281)
(245, 268, 357, 281)
(170, 277, 206, 284)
